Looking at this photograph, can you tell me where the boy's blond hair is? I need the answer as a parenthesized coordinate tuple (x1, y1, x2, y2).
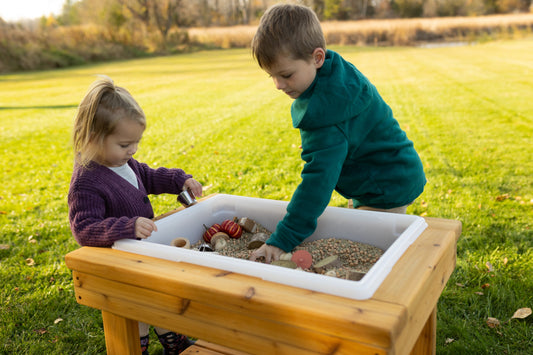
(72, 76, 146, 167)
(252, 3, 326, 70)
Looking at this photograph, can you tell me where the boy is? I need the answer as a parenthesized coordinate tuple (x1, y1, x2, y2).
(249, 4, 426, 263)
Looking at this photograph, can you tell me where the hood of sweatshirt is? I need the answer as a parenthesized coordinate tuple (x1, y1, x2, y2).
(291, 50, 373, 130)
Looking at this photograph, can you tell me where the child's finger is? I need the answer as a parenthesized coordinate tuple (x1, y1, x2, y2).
(249, 244, 266, 261)
(145, 219, 157, 232)
(191, 185, 202, 197)
(265, 248, 274, 263)
(136, 218, 157, 238)
(194, 186, 203, 197)
(184, 179, 203, 197)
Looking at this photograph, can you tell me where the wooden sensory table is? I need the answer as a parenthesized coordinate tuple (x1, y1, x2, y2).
(65, 198, 461, 355)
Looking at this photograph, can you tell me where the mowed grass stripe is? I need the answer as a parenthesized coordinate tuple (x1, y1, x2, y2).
(0, 39, 531, 354)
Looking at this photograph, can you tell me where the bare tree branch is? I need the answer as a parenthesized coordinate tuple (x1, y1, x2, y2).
(118, 0, 150, 24)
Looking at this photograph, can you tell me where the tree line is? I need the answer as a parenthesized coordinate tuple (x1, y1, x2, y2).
(1, 0, 531, 72)
(57, 0, 532, 40)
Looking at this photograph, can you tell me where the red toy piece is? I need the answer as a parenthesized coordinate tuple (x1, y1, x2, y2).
(221, 219, 243, 239)
(203, 223, 222, 243)
(291, 250, 313, 269)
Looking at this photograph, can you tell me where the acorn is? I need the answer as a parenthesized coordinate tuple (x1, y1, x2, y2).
(203, 223, 222, 243)
(221, 219, 243, 239)
(210, 232, 230, 250)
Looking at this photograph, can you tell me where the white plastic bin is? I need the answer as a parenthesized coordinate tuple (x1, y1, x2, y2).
(113, 194, 427, 300)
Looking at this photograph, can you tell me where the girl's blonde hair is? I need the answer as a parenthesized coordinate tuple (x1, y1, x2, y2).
(72, 76, 146, 167)
(252, 3, 326, 70)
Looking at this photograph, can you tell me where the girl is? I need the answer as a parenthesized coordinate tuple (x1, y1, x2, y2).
(68, 76, 201, 354)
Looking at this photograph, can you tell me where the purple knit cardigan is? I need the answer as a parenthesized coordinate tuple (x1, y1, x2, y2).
(68, 158, 192, 247)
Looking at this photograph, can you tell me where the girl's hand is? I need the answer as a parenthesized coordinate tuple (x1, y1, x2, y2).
(135, 217, 158, 239)
(183, 178, 203, 198)
(249, 244, 284, 264)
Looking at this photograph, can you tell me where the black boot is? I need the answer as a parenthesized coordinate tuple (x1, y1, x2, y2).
(155, 330, 194, 355)
(140, 334, 150, 355)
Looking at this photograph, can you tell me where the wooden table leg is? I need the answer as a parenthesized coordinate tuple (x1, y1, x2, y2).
(102, 310, 141, 355)
(410, 307, 437, 355)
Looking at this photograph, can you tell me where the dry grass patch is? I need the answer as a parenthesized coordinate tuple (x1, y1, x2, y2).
(188, 25, 258, 49)
(188, 13, 533, 47)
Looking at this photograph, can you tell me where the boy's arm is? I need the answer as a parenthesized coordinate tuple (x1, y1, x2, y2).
(267, 125, 348, 252)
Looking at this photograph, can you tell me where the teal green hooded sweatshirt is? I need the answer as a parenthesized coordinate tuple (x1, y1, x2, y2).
(266, 50, 426, 252)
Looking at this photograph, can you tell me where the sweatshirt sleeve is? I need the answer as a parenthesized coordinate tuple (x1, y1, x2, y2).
(266, 125, 348, 252)
(68, 186, 138, 247)
(132, 160, 192, 195)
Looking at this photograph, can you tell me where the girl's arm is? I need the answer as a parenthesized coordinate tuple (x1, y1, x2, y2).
(68, 189, 138, 247)
(132, 160, 193, 195)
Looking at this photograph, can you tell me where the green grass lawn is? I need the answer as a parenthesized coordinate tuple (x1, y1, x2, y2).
(1, 38, 532, 354)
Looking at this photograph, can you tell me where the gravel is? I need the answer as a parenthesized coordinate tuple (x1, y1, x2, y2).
(191, 219, 384, 280)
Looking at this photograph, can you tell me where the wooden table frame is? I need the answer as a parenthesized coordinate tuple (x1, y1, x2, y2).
(65, 215, 461, 355)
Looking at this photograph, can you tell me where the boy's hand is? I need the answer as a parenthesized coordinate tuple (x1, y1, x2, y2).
(135, 217, 158, 239)
(249, 244, 284, 264)
(183, 178, 203, 198)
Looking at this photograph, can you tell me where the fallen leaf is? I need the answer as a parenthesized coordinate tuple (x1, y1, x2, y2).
(25, 258, 35, 266)
(475, 291, 484, 296)
(456, 283, 465, 287)
(445, 338, 455, 344)
(34, 328, 48, 335)
(485, 261, 493, 272)
(481, 283, 490, 289)
(496, 193, 509, 201)
(54, 318, 63, 324)
(0, 244, 10, 250)
(486, 317, 500, 328)
(511, 308, 532, 319)
(503, 257, 508, 266)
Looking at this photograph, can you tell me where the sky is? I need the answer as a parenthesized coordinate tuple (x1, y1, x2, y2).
(0, 0, 67, 21)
